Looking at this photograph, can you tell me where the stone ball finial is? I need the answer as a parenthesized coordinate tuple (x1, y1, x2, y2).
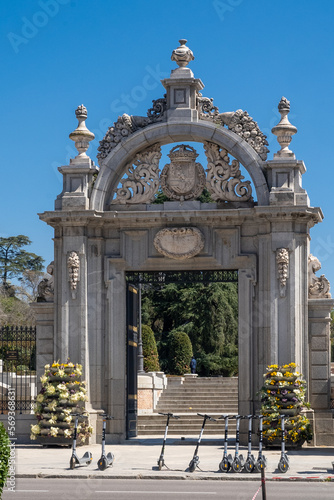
(69, 104, 95, 159)
(271, 96, 297, 158)
(171, 39, 194, 68)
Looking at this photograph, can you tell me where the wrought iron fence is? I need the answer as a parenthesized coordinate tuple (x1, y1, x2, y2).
(0, 326, 37, 413)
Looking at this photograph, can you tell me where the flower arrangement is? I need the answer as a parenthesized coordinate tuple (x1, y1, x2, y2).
(30, 361, 93, 444)
(259, 362, 312, 446)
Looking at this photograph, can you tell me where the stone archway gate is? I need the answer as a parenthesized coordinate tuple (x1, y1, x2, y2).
(34, 40, 334, 445)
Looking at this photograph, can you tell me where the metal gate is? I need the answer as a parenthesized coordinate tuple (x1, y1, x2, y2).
(126, 285, 138, 438)
(0, 326, 37, 413)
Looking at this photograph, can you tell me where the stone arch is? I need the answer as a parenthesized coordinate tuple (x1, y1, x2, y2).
(90, 120, 270, 211)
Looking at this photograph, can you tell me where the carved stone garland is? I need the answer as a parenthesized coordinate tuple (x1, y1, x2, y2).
(67, 251, 80, 299)
(197, 94, 269, 161)
(308, 254, 331, 298)
(112, 144, 162, 204)
(203, 142, 253, 202)
(97, 96, 167, 165)
(276, 248, 289, 297)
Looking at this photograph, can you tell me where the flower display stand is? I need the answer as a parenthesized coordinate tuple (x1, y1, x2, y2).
(259, 363, 312, 448)
(31, 361, 93, 446)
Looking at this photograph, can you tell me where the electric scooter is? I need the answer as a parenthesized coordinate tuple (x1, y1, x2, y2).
(254, 414, 267, 472)
(243, 415, 256, 472)
(231, 415, 245, 472)
(218, 414, 233, 472)
(69, 413, 93, 469)
(157, 412, 180, 470)
(97, 413, 115, 471)
(188, 413, 216, 472)
(277, 414, 290, 473)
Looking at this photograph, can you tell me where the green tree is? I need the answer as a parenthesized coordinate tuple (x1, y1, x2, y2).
(167, 330, 193, 375)
(142, 324, 160, 372)
(0, 236, 44, 292)
(0, 422, 10, 497)
(142, 282, 238, 376)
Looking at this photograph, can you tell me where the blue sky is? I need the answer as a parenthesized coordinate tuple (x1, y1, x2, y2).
(1, 0, 334, 287)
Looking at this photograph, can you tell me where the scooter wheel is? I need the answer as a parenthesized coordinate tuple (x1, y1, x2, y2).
(98, 457, 108, 471)
(219, 458, 230, 472)
(244, 459, 255, 473)
(69, 457, 76, 470)
(158, 459, 164, 471)
(278, 457, 289, 473)
(232, 458, 242, 473)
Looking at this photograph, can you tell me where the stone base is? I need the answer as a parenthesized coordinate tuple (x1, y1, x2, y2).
(313, 410, 334, 446)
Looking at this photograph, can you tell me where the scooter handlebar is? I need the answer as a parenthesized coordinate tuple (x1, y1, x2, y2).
(158, 412, 180, 419)
(98, 413, 114, 420)
(197, 413, 217, 422)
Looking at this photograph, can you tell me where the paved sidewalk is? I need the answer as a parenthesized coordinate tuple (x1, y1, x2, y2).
(14, 436, 334, 481)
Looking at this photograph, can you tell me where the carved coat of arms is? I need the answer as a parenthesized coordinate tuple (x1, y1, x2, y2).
(160, 144, 205, 201)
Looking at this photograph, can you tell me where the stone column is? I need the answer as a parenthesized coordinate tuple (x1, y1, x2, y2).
(105, 266, 127, 442)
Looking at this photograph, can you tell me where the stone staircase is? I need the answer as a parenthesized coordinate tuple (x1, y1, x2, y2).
(138, 376, 238, 435)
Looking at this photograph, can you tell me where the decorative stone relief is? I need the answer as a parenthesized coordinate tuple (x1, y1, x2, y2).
(308, 254, 331, 298)
(112, 144, 162, 204)
(203, 142, 253, 202)
(160, 145, 206, 201)
(276, 248, 289, 297)
(154, 227, 204, 260)
(197, 94, 269, 161)
(97, 97, 167, 165)
(37, 261, 54, 302)
(67, 251, 80, 299)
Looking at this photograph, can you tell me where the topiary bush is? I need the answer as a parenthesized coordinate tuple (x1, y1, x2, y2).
(167, 330, 193, 375)
(142, 324, 160, 372)
(0, 422, 10, 496)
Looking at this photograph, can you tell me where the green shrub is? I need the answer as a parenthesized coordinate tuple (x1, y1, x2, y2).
(0, 422, 10, 495)
(167, 330, 193, 375)
(142, 324, 160, 372)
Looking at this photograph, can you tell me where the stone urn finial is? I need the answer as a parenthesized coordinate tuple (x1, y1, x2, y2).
(271, 97, 297, 158)
(171, 39, 194, 68)
(69, 104, 95, 159)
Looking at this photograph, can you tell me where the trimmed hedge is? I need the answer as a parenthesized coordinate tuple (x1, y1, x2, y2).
(142, 324, 160, 372)
(168, 330, 193, 375)
(0, 422, 10, 495)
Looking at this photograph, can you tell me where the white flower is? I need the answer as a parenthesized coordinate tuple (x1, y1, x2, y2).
(48, 415, 57, 425)
(36, 394, 44, 403)
(46, 400, 57, 411)
(58, 369, 65, 377)
(59, 390, 69, 399)
(64, 415, 72, 423)
(40, 375, 48, 384)
(44, 364, 50, 370)
(45, 384, 56, 396)
(57, 383, 66, 391)
(50, 427, 59, 437)
(31, 424, 41, 435)
(64, 429, 72, 438)
(30, 433, 37, 440)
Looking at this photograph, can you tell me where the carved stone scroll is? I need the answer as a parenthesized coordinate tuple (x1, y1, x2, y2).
(203, 142, 253, 202)
(308, 254, 331, 298)
(112, 144, 162, 204)
(67, 251, 80, 299)
(154, 227, 204, 260)
(276, 248, 289, 297)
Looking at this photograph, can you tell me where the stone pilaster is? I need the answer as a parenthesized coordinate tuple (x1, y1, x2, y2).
(30, 302, 54, 391)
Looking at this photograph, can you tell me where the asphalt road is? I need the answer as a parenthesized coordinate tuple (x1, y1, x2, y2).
(2, 478, 334, 499)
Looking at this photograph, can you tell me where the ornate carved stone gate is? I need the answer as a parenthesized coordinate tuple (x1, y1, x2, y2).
(35, 40, 334, 444)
